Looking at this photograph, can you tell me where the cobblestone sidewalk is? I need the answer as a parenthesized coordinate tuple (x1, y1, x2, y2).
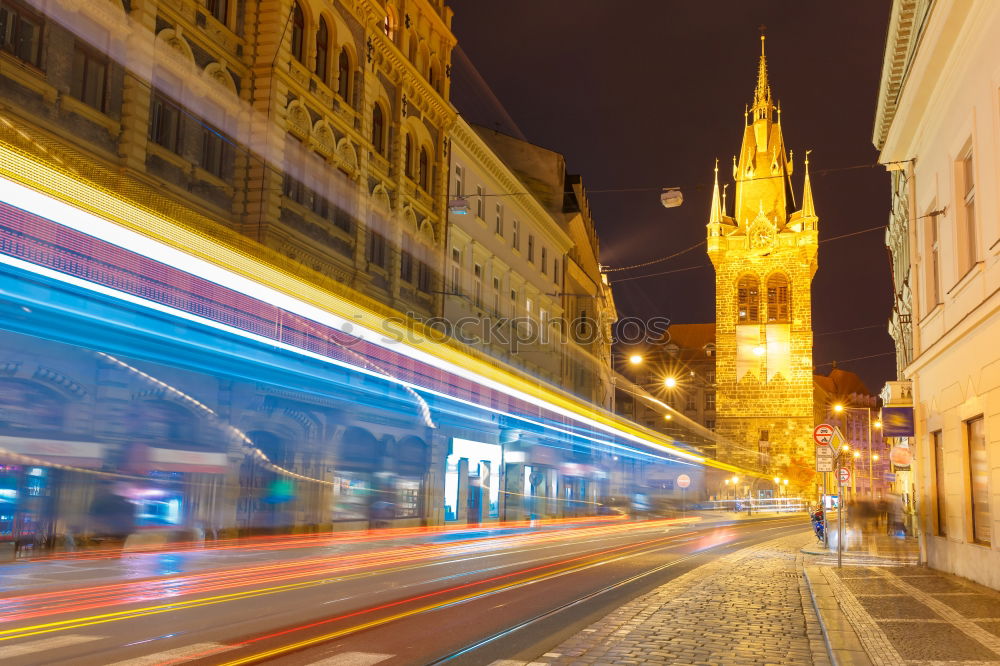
(813, 564, 1000, 665)
(499, 532, 829, 665)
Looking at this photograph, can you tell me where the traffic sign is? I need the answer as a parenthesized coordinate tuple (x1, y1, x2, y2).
(838, 467, 850, 485)
(676, 474, 691, 489)
(814, 424, 835, 446)
(816, 445, 834, 472)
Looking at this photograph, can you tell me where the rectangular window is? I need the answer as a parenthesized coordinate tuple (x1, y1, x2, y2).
(206, 0, 228, 23)
(705, 419, 715, 431)
(933, 430, 946, 537)
(71, 42, 107, 112)
(366, 230, 387, 269)
(417, 261, 432, 292)
(495, 203, 503, 237)
(553, 258, 560, 284)
(527, 235, 535, 263)
(926, 206, 941, 307)
(541, 247, 548, 274)
(333, 206, 353, 233)
(510, 288, 517, 303)
(450, 248, 461, 293)
(399, 249, 414, 283)
(705, 391, 715, 411)
(685, 392, 696, 411)
(475, 186, 484, 219)
(200, 125, 232, 179)
(149, 92, 183, 153)
(454, 165, 463, 197)
(960, 147, 977, 274)
(473, 264, 482, 307)
(968, 416, 990, 545)
(0, 1, 43, 67)
(492, 277, 500, 313)
(511, 220, 519, 250)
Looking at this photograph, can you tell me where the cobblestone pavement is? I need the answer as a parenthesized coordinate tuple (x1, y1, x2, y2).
(821, 564, 1000, 665)
(499, 532, 829, 666)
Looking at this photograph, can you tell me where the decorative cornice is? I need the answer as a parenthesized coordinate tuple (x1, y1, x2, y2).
(873, 0, 931, 149)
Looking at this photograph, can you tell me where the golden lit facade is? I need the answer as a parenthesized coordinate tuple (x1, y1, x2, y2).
(706, 37, 818, 474)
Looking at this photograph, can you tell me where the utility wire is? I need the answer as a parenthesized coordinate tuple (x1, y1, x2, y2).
(814, 352, 896, 368)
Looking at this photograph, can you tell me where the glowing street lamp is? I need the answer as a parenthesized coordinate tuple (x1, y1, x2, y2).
(629, 354, 643, 365)
(833, 403, 844, 413)
(664, 376, 677, 389)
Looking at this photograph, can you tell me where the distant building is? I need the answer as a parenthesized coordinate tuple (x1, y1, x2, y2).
(470, 127, 618, 410)
(706, 36, 818, 481)
(814, 366, 888, 500)
(443, 118, 573, 385)
(875, 0, 999, 589)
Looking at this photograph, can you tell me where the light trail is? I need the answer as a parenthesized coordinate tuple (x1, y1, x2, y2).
(0, 519, 698, 629)
(0, 156, 765, 476)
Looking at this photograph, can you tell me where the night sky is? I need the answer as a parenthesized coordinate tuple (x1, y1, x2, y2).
(449, 1, 895, 394)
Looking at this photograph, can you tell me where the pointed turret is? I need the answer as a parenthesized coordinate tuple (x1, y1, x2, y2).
(801, 150, 816, 224)
(752, 34, 773, 121)
(709, 159, 723, 225)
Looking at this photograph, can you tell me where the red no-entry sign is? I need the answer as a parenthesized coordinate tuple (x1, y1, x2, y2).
(838, 467, 851, 485)
(814, 424, 835, 446)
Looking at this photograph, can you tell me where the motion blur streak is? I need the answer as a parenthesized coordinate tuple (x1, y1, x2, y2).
(0, 519, 697, 632)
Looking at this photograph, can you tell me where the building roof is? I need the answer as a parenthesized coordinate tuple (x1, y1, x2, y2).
(814, 366, 871, 397)
(663, 323, 716, 350)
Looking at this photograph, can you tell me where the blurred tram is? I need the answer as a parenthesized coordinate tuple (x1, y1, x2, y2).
(0, 166, 748, 559)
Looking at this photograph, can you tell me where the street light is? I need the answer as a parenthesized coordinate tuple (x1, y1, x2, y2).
(664, 376, 677, 389)
(833, 403, 844, 413)
(629, 354, 643, 365)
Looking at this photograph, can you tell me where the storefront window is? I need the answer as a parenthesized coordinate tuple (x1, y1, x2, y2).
(332, 472, 370, 521)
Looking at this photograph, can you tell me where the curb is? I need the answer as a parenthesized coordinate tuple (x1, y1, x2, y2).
(803, 565, 873, 666)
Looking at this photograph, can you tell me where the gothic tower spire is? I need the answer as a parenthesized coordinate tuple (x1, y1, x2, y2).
(705, 33, 820, 481)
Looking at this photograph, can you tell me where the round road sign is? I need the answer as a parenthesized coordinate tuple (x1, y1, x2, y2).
(676, 474, 691, 489)
(814, 424, 835, 446)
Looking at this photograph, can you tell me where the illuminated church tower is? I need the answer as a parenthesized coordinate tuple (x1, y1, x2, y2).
(707, 36, 818, 473)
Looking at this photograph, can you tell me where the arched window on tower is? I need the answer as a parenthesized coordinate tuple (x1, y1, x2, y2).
(371, 103, 385, 155)
(315, 17, 329, 84)
(290, 2, 305, 63)
(337, 48, 351, 103)
(737, 275, 760, 324)
(766, 273, 790, 323)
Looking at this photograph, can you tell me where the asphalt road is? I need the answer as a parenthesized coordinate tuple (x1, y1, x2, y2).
(0, 515, 808, 665)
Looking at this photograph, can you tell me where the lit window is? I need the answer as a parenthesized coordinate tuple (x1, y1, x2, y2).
(737, 275, 760, 323)
(766, 274, 789, 322)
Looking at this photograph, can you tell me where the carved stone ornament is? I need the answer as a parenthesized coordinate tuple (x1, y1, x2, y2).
(286, 102, 311, 139)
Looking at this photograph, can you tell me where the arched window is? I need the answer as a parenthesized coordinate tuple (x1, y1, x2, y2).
(290, 2, 305, 63)
(737, 275, 760, 324)
(337, 48, 351, 103)
(315, 17, 329, 83)
(382, 10, 395, 40)
(766, 273, 790, 322)
(371, 103, 385, 154)
(418, 147, 429, 190)
(404, 134, 413, 178)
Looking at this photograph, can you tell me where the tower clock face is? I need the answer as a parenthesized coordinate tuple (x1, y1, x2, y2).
(747, 219, 776, 253)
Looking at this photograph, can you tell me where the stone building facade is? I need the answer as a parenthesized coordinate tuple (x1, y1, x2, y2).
(0, 0, 454, 321)
(706, 37, 818, 477)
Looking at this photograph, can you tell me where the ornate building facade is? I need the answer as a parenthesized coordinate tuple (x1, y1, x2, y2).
(706, 37, 818, 475)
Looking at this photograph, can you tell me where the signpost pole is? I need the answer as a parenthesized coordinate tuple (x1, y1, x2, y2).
(822, 472, 828, 548)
